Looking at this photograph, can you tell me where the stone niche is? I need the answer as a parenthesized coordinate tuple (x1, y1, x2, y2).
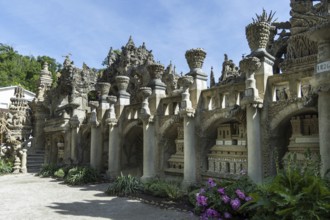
(284, 114, 319, 163)
(207, 123, 247, 177)
(165, 126, 184, 174)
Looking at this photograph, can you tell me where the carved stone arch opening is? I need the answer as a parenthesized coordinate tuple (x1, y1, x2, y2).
(157, 116, 184, 178)
(80, 125, 91, 164)
(159, 117, 183, 178)
(269, 107, 318, 172)
(200, 116, 246, 179)
(121, 122, 143, 177)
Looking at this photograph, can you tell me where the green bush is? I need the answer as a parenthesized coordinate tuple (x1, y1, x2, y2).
(143, 179, 184, 200)
(64, 166, 99, 185)
(54, 168, 65, 179)
(164, 182, 184, 200)
(37, 164, 60, 177)
(106, 173, 142, 196)
(0, 158, 13, 174)
(53, 165, 75, 179)
(144, 179, 168, 197)
(242, 153, 330, 220)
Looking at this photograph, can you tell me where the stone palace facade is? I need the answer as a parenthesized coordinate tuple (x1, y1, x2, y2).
(11, 0, 330, 185)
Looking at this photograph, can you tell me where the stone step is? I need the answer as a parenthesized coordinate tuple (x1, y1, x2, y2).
(27, 151, 45, 173)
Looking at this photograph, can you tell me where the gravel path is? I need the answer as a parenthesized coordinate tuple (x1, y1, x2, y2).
(0, 173, 197, 220)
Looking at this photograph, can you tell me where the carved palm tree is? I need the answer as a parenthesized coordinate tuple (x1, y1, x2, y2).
(246, 9, 276, 52)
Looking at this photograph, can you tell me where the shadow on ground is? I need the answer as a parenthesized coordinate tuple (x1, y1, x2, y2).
(48, 197, 194, 220)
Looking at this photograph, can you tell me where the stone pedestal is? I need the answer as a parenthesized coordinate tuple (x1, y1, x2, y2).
(309, 22, 330, 177)
(21, 149, 27, 173)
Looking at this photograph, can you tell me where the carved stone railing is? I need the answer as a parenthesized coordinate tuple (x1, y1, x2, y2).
(122, 103, 141, 121)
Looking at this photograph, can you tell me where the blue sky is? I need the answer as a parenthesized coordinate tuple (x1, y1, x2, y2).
(0, 0, 291, 81)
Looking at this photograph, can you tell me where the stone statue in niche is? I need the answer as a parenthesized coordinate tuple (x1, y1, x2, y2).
(276, 88, 288, 101)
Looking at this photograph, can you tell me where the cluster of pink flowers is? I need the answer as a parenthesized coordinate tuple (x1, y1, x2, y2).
(195, 178, 252, 219)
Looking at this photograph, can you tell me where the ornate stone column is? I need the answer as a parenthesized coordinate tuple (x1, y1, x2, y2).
(185, 48, 207, 108)
(88, 101, 102, 171)
(116, 76, 130, 115)
(240, 57, 263, 183)
(309, 21, 330, 177)
(179, 76, 196, 187)
(139, 87, 155, 182)
(69, 116, 79, 163)
(106, 95, 120, 177)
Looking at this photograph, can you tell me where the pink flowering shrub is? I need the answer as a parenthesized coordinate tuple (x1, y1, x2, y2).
(192, 177, 255, 219)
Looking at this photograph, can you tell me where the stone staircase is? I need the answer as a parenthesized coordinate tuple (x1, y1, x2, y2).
(27, 150, 45, 173)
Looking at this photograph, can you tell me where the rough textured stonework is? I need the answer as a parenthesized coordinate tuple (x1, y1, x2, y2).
(10, 1, 327, 182)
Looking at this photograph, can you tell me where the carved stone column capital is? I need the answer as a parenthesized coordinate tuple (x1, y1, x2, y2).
(239, 57, 261, 74)
(107, 95, 117, 120)
(180, 108, 195, 118)
(88, 101, 99, 127)
(106, 118, 118, 127)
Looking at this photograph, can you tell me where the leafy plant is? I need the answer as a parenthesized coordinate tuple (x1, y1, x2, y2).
(242, 153, 330, 220)
(64, 166, 99, 185)
(37, 164, 60, 177)
(0, 158, 13, 174)
(106, 173, 142, 196)
(252, 8, 277, 24)
(143, 179, 184, 200)
(54, 168, 65, 179)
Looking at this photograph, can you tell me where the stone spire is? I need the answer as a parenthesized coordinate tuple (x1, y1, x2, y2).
(210, 66, 215, 88)
(125, 36, 135, 48)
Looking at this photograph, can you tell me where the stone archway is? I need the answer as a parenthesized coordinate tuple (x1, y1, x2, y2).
(199, 115, 246, 179)
(269, 106, 318, 171)
(157, 116, 185, 178)
(121, 124, 143, 177)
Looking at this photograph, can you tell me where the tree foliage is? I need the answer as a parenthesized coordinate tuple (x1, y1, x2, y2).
(0, 43, 61, 92)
